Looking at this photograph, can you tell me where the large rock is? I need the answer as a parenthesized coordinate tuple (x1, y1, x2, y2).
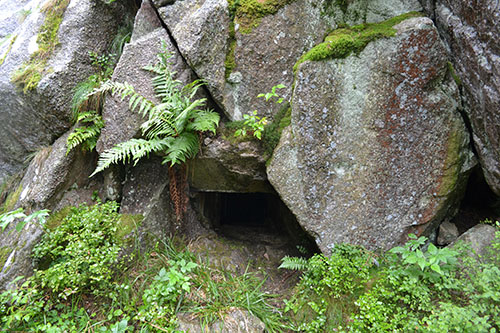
(156, 0, 421, 120)
(420, 1, 500, 196)
(451, 223, 497, 262)
(0, 0, 133, 183)
(268, 17, 475, 252)
(97, 2, 198, 153)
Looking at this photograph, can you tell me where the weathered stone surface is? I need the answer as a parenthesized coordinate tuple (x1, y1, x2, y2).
(177, 309, 265, 333)
(97, 26, 197, 153)
(437, 220, 459, 245)
(130, 0, 163, 42)
(0, 0, 132, 183)
(420, 1, 500, 196)
(268, 17, 475, 252)
(451, 223, 497, 261)
(156, 0, 421, 120)
(17, 131, 96, 211)
(158, 0, 229, 106)
(189, 134, 272, 193)
(120, 157, 173, 242)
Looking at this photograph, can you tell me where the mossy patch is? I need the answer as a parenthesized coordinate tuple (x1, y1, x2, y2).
(0, 246, 13, 271)
(447, 61, 462, 87)
(116, 214, 143, 244)
(0, 34, 17, 66)
(262, 102, 291, 161)
(220, 120, 260, 144)
(228, 0, 295, 34)
(44, 206, 73, 230)
(225, 21, 237, 80)
(293, 11, 422, 73)
(11, 0, 70, 93)
(1, 185, 22, 214)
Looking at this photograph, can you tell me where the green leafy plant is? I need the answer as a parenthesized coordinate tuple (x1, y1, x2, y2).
(281, 244, 373, 332)
(0, 208, 50, 232)
(233, 83, 285, 140)
(66, 52, 116, 154)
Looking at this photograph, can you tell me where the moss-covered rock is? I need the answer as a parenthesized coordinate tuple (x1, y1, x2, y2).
(268, 16, 475, 252)
(293, 12, 422, 73)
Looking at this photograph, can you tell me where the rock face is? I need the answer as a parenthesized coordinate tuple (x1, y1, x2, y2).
(0, 0, 133, 183)
(452, 223, 497, 262)
(155, 0, 421, 120)
(268, 17, 475, 252)
(189, 134, 272, 193)
(419, 1, 500, 196)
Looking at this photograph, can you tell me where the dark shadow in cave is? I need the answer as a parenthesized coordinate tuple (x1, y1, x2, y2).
(192, 189, 319, 253)
(452, 167, 500, 234)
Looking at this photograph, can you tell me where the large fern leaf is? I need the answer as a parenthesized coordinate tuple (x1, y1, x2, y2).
(186, 110, 220, 134)
(162, 132, 199, 166)
(91, 137, 172, 176)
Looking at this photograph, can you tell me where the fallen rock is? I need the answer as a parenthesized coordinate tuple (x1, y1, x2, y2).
(420, 1, 500, 196)
(451, 223, 497, 262)
(437, 220, 459, 245)
(177, 309, 265, 333)
(268, 16, 475, 252)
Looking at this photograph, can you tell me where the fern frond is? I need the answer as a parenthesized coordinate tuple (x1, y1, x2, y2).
(71, 74, 100, 121)
(279, 256, 309, 271)
(174, 98, 207, 133)
(66, 119, 104, 154)
(162, 132, 199, 166)
(91, 137, 173, 177)
(186, 110, 220, 134)
(141, 116, 176, 140)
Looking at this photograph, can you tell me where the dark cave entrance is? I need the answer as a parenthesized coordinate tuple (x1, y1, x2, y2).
(192, 190, 318, 251)
(452, 167, 499, 234)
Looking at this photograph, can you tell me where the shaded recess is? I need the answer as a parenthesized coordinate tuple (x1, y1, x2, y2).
(192, 188, 318, 251)
(452, 167, 500, 234)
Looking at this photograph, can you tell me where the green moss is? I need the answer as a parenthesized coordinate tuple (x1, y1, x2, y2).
(0, 246, 13, 271)
(221, 120, 260, 144)
(228, 0, 295, 34)
(447, 61, 462, 87)
(116, 214, 143, 244)
(225, 21, 237, 80)
(262, 102, 291, 161)
(45, 206, 73, 230)
(0, 34, 17, 66)
(1, 185, 22, 214)
(11, 0, 70, 93)
(293, 11, 422, 73)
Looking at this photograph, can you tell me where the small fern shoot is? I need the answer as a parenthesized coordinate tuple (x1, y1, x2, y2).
(66, 110, 104, 154)
(279, 256, 309, 271)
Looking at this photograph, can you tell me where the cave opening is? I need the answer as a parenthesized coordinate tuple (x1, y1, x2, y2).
(192, 190, 319, 251)
(452, 167, 500, 234)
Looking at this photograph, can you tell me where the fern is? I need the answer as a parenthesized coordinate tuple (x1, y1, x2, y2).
(90, 41, 220, 173)
(66, 111, 104, 154)
(279, 256, 309, 271)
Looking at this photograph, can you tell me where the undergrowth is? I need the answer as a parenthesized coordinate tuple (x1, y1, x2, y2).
(0, 204, 288, 331)
(281, 227, 500, 332)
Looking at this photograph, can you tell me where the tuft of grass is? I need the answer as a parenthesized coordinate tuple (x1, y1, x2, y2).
(293, 11, 422, 73)
(11, 0, 70, 93)
(0, 35, 17, 66)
